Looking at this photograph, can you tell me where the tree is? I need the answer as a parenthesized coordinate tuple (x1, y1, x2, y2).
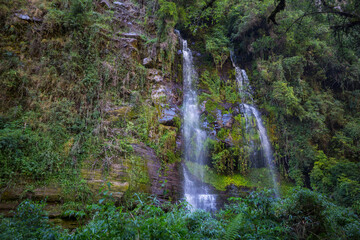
(269, 0, 360, 34)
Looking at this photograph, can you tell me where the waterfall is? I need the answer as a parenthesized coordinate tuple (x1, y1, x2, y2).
(232, 56, 280, 197)
(177, 31, 217, 211)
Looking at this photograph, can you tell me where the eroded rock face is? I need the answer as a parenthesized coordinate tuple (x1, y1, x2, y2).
(1, 185, 62, 203)
(0, 0, 184, 219)
(147, 69, 163, 83)
(0, 184, 64, 220)
(132, 143, 182, 201)
(81, 167, 130, 199)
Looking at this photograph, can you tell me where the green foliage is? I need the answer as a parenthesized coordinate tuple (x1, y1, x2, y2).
(205, 25, 230, 69)
(200, 70, 222, 102)
(185, 160, 288, 192)
(311, 151, 360, 213)
(73, 194, 223, 239)
(272, 80, 305, 119)
(0, 201, 64, 239)
(224, 212, 244, 240)
(0, 120, 67, 180)
(224, 190, 285, 240)
(156, 0, 178, 41)
(45, 0, 94, 33)
(281, 188, 360, 240)
(2, 189, 360, 239)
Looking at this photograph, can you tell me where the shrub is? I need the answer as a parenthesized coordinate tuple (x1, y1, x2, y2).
(0, 201, 63, 239)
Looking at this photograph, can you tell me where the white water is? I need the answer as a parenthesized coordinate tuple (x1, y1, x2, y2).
(232, 57, 280, 197)
(178, 32, 217, 211)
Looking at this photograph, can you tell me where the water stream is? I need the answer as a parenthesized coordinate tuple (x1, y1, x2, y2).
(178, 32, 217, 211)
(232, 57, 280, 197)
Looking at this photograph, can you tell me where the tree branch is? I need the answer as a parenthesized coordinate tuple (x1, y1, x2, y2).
(268, 0, 286, 25)
(285, 11, 360, 33)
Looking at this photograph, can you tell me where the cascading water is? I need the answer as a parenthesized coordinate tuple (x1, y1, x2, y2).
(232, 56, 280, 197)
(177, 31, 217, 211)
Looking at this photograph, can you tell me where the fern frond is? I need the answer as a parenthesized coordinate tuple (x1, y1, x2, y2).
(224, 213, 244, 240)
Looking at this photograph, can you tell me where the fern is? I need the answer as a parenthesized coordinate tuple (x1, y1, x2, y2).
(224, 213, 244, 240)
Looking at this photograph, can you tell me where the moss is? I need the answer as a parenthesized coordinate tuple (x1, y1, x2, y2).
(185, 161, 293, 194)
(185, 161, 249, 191)
(205, 100, 217, 112)
(217, 128, 229, 140)
(128, 156, 150, 192)
(173, 116, 181, 130)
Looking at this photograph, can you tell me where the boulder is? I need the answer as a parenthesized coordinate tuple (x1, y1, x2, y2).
(159, 108, 177, 126)
(216, 110, 234, 128)
(222, 113, 234, 128)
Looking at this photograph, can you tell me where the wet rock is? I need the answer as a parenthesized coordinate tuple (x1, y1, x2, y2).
(176, 136, 183, 152)
(112, 37, 139, 60)
(220, 102, 232, 110)
(222, 113, 234, 128)
(216, 110, 234, 128)
(225, 136, 234, 146)
(0, 187, 23, 201)
(159, 108, 177, 126)
(225, 184, 251, 198)
(204, 121, 217, 137)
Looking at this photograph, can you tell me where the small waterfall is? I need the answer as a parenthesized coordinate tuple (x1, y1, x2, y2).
(232, 56, 280, 197)
(177, 31, 217, 211)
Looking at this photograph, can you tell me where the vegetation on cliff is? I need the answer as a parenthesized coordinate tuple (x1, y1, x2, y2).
(0, 0, 360, 238)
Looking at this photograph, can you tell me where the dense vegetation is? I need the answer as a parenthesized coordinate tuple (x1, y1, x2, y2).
(1, 189, 360, 239)
(169, 0, 360, 212)
(0, 0, 359, 238)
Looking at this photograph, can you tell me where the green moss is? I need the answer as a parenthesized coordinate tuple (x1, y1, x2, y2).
(173, 116, 181, 130)
(185, 161, 293, 194)
(185, 161, 249, 191)
(205, 99, 217, 112)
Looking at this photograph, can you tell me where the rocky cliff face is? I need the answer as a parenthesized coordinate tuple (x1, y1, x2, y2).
(0, 0, 262, 221)
(0, 0, 183, 223)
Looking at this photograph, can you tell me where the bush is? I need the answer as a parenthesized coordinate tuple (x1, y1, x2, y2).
(0, 201, 63, 239)
(156, 0, 178, 41)
(0, 120, 66, 180)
